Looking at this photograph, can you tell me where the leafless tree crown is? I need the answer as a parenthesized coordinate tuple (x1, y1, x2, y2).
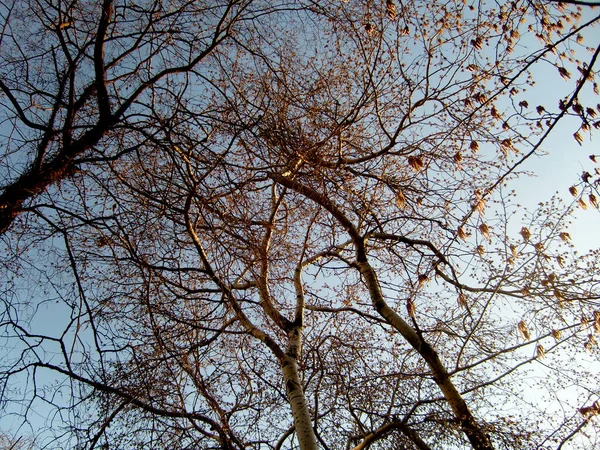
(1, 1, 599, 449)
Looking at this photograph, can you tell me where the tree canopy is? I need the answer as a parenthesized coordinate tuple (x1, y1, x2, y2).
(1, 1, 600, 449)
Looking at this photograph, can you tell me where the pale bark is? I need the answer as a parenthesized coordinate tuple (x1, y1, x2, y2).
(187, 195, 319, 449)
(271, 174, 494, 450)
(358, 260, 494, 450)
(281, 355, 318, 450)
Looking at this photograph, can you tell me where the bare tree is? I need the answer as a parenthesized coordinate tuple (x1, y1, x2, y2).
(1, 1, 600, 449)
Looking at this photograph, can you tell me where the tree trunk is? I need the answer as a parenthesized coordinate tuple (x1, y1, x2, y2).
(281, 355, 318, 450)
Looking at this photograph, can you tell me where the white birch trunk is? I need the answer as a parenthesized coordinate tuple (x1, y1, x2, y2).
(281, 355, 318, 450)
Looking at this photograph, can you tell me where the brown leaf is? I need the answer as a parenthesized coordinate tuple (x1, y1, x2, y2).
(407, 298, 415, 318)
(558, 67, 571, 80)
(551, 329, 562, 340)
(471, 36, 483, 50)
(395, 190, 407, 209)
(386, 0, 397, 20)
(408, 155, 425, 171)
(559, 232, 571, 242)
(518, 320, 530, 341)
(418, 274, 430, 287)
(479, 223, 491, 241)
(453, 151, 463, 166)
(536, 344, 545, 359)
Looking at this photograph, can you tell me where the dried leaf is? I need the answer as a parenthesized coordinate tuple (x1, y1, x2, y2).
(589, 194, 598, 209)
(551, 329, 562, 340)
(395, 190, 407, 209)
(510, 245, 518, 258)
(536, 344, 545, 359)
(418, 274, 430, 287)
(470, 140, 479, 152)
(536, 105, 545, 114)
(582, 171, 591, 183)
(471, 36, 483, 50)
(408, 155, 425, 171)
(573, 132, 584, 146)
(584, 334, 596, 353)
(453, 152, 463, 166)
(476, 245, 485, 256)
(579, 402, 600, 417)
(457, 226, 467, 240)
(520, 227, 531, 242)
(559, 232, 571, 242)
(500, 139, 513, 152)
(475, 198, 486, 215)
(577, 198, 588, 210)
(568, 186, 578, 197)
(479, 223, 491, 241)
(407, 298, 415, 318)
(473, 92, 487, 104)
(518, 320, 531, 341)
(457, 293, 468, 308)
(558, 66, 571, 80)
(386, 0, 397, 20)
